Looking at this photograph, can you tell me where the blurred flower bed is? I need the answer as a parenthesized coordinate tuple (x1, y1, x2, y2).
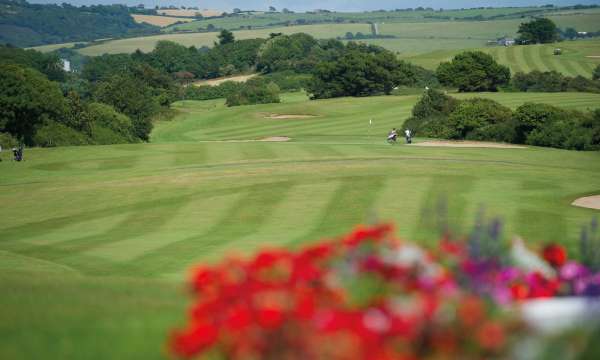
(169, 220, 600, 360)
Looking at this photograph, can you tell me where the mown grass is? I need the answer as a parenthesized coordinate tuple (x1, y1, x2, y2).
(1, 91, 600, 359)
(400, 39, 600, 77)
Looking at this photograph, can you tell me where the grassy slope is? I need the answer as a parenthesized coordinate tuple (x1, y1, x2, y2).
(401, 39, 600, 77)
(1, 92, 600, 359)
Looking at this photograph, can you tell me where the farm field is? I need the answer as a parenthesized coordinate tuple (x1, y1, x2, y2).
(77, 23, 370, 55)
(131, 14, 194, 27)
(1, 91, 600, 358)
(157, 9, 222, 18)
(165, 7, 544, 33)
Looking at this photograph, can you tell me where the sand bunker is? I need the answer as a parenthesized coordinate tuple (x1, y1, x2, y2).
(572, 195, 600, 210)
(266, 114, 317, 119)
(586, 56, 600, 59)
(413, 140, 526, 149)
(260, 136, 291, 142)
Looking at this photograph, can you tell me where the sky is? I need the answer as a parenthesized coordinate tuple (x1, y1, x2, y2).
(29, 0, 600, 12)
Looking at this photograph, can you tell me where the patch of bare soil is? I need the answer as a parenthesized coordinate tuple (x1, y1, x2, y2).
(413, 140, 526, 149)
(194, 74, 257, 87)
(572, 196, 600, 210)
(586, 56, 600, 58)
(260, 137, 291, 142)
(265, 114, 317, 119)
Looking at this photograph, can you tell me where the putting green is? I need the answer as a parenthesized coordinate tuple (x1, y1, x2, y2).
(1, 92, 599, 359)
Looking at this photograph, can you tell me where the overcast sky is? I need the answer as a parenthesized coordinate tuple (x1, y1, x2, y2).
(28, 1, 600, 12)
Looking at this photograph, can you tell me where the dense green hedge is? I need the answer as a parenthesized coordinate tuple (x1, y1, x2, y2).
(403, 89, 600, 151)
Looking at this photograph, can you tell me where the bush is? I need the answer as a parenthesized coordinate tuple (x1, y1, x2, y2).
(411, 89, 459, 119)
(86, 102, 136, 142)
(262, 71, 311, 92)
(33, 121, 89, 147)
(89, 124, 130, 145)
(402, 89, 460, 137)
(512, 103, 566, 144)
(184, 81, 239, 100)
(512, 71, 567, 92)
(0, 132, 18, 149)
(436, 51, 511, 92)
(225, 78, 280, 107)
(447, 98, 513, 140)
(594, 65, 600, 81)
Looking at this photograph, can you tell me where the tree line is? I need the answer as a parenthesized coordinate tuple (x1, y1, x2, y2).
(0, 0, 159, 47)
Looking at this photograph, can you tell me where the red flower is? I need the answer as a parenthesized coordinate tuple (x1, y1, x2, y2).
(256, 306, 285, 329)
(542, 244, 567, 268)
(170, 323, 218, 358)
(510, 283, 529, 301)
(343, 224, 393, 247)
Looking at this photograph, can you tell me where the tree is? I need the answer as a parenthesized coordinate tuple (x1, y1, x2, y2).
(225, 78, 280, 106)
(217, 29, 235, 45)
(269, 6, 277, 12)
(517, 18, 559, 44)
(256, 33, 320, 73)
(436, 51, 510, 92)
(93, 74, 158, 141)
(563, 27, 578, 40)
(594, 65, 600, 81)
(0, 64, 68, 145)
(233, 8, 242, 13)
(307, 46, 421, 99)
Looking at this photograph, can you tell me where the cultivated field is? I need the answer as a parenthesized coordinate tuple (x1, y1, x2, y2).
(77, 23, 371, 55)
(157, 9, 222, 18)
(2, 91, 600, 358)
(131, 14, 193, 27)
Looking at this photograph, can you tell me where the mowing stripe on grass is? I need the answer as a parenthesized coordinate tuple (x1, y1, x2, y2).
(129, 182, 294, 275)
(370, 176, 433, 240)
(202, 180, 343, 262)
(561, 60, 582, 77)
(87, 192, 244, 262)
(506, 45, 526, 73)
(577, 61, 595, 76)
(287, 175, 387, 246)
(533, 45, 552, 72)
(521, 46, 540, 72)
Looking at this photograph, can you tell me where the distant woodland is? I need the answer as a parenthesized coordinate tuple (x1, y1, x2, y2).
(0, 0, 159, 47)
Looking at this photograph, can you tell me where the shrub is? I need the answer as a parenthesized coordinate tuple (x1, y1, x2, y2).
(512, 103, 566, 143)
(184, 81, 239, 100)
(86, 102, 136, 142)
(225, 78, 280, 107)
(262, 71, 311, 92)
(89, 124, 131, 145)
(512, 71, 567, 92)
(0, 132, 18, 149)
(594, 65, 600, 81)
(436, 51, 510, 92)
(447, 98, 513, 139)
(411, 89, 459, 119)
(33, 121, 89, 147)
